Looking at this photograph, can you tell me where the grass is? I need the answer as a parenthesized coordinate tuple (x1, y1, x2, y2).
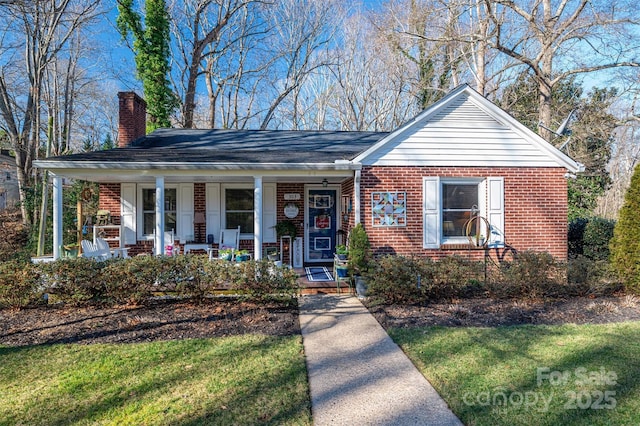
(0, 335, 311, 426)
(390, 322, 640, 426)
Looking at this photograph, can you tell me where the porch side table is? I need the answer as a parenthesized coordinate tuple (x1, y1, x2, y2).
(183, 243, 211, 254)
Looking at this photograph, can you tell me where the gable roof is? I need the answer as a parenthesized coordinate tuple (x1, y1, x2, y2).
(353, 84, 584, 173)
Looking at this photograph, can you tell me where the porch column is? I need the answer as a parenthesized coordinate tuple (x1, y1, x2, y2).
(52, 175, 63, 259)
(254, 175, 263, 260)
(155, 176, 165, 255)
(354, 169, 361, 225)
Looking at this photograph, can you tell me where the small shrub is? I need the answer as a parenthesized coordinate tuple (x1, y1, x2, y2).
(0, 260, 43, 309)
(583, 217, 615, 261)
(365, 255, 426, 305)
(568, 255, 621, 296)
(488, 251, 564, 299)
(39, 258, 107, 306)
(102, 256, 159, 305)
(428, 256, 485, 299)
(348, 223, 371, 274)
(231, 259, 299, 301)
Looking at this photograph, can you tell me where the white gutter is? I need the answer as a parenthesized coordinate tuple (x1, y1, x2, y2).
(33, 160, 361, 171)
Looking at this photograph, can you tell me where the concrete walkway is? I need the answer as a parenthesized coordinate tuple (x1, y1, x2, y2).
(299, 294, 463, 426)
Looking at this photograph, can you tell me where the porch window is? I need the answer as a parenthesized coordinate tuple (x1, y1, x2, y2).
(142, 188, 177, 235)
(225, 188, 254, 234)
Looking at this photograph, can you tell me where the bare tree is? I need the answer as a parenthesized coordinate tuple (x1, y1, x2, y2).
(0, 0, 102, 223)
(170, 0, 263, 129)
(485, 0, 640, 142)
(258, 0, 339, 130)
(327, 10, 418, 131)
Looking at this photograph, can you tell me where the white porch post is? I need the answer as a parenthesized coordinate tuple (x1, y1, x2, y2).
(354, 169, 361, 225)
(52, 175, 63, 259)
(254, 175, 263, 260)
(155, 176, 165, 255)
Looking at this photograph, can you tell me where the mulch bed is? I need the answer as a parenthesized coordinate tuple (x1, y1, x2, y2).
(0, 298, 299, 347)
(3, 295, 640, 347)
(367, 295, 640, 329)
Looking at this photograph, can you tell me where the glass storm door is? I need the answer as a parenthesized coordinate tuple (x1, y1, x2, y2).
(306, 188, 337, 263)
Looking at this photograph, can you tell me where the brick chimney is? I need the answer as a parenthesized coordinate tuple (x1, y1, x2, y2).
(118, 91, 147, 147)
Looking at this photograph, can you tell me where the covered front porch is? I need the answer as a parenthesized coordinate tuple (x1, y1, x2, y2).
(44, 165, 363, 264)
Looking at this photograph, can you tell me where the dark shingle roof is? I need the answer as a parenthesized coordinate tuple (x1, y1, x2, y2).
(51, 129, 388, 164)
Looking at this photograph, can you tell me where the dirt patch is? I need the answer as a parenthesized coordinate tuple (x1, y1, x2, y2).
(0, 298, 299, 347)
(366, 295, 640, 329)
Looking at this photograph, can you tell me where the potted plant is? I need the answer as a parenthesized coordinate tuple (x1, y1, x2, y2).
(266, 247, 280, 261)
(219, 247, 233, 261)
(335, 263, 349, 278)
(274, 220, 297, 239)
(335, 244, 348, 260)
(235, 249, 251, 262)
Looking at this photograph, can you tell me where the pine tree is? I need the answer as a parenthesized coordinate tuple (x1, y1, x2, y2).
(610, 164, 640, 293)
(117, 0, 176, 132)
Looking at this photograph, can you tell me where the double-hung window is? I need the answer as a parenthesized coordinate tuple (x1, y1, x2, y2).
(141, 187, 177, 236)
(423, 176, 504, 248)
(224, 187, 254, 234)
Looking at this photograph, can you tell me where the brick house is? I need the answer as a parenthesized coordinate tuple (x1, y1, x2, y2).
(34, 85, 583, 261)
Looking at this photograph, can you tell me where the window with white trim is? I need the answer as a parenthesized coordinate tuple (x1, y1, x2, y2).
(442, 182, 480, 240)
(423, 176, 504, 248)
(141, 187, 177, 236)
(224, 187, 254, 234)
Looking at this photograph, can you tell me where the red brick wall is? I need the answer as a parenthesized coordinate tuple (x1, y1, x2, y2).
(360, 166, 569, 261)
(118, 92, 146, 147)
(98, 183, 121, 224)
(341, 178, 355, 236)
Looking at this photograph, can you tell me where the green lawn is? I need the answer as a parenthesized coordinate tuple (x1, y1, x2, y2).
(390, 322, 640, 426)
(0, 335, 311, 426)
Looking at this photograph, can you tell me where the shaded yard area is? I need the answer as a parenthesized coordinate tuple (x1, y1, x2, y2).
(0, 299, 310, 425)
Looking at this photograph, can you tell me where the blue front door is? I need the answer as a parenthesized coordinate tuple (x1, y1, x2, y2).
(306, 188, 337, 263)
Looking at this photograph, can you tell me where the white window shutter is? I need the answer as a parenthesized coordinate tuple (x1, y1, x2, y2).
(263, 183, 277, 243)
(177, 183, 194, 241)
(423, 177, 440, 249)
(206, 183, 221, 240)
(487, 177, 505, 247)
(120, 183, 137, 245)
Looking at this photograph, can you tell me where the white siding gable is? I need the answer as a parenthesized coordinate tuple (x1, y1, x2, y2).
(355, 85, 583, 172)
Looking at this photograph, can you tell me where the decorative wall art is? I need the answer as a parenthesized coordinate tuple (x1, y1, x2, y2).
(314, 237, 331, 251)
(314, 214, 331, 230)
(311, 194, 333, 209)
(372, 191, 407, 226)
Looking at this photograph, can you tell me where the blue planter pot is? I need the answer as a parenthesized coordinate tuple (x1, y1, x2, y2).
(336, 267, 349, 278)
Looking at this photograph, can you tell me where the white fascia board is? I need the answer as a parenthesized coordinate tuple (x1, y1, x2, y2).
(33, 160, 360, 172)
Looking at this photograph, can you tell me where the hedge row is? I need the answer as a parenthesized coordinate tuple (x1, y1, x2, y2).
(364, 251, 622, 305)
(0, 256, 299, 309)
